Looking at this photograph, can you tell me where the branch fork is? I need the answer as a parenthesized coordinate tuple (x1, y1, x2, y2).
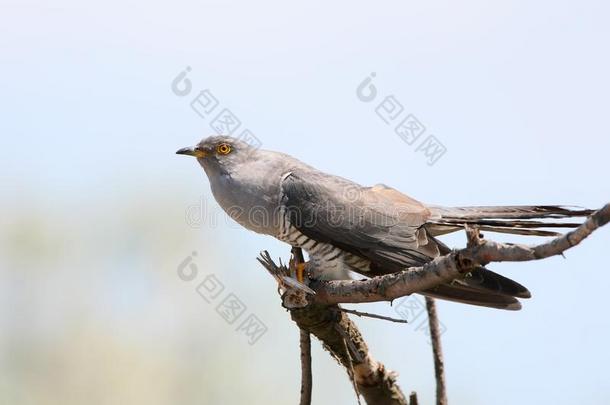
(257, 203, 610, 405)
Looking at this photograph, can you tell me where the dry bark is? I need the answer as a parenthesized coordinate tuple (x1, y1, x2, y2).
(290, 302, 409, 405)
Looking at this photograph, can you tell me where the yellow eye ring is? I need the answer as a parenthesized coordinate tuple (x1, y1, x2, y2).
(216, 143, 232, 155)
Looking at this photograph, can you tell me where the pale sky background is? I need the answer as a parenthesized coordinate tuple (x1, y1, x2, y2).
(1, 1, 609, 404)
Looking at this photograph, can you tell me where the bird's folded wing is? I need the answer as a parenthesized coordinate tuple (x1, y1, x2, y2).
(280, 171, 438, 271)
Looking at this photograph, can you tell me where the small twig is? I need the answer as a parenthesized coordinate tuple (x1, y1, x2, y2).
(425, 297, 447, 405)
(299, 329, 313, 405)
(286, 301, 409, 405)
(464, 225, 482, 248)
(334, 322, 364, 363)
(338, 307, 408, 324)
(336, 324, 363, 405)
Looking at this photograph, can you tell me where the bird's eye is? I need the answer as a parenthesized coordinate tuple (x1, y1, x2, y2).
(216, 143, 232, 155)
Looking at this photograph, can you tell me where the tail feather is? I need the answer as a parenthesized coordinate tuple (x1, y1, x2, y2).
(427, 205, 592, 237)
(417, 205, 594, 310)
(466, 226, 561, 237)
(458, 267, 531, 298)
(422, 284, 522, 311)
(431, 205, 592, 220)
(422, 267, 530, 310)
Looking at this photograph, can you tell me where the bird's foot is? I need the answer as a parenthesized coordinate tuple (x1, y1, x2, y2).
(283, 256, 315, 296)
(296, 262, 307, 283)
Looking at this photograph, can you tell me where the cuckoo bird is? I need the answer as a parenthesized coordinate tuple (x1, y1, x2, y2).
(177, 136, 592, 310)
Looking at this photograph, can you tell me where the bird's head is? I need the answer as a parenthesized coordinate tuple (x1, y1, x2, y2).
(176, 135, 255, 174)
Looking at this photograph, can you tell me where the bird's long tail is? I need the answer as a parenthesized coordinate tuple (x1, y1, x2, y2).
(422, 267, 530, 310)
(426, 205, 593, 237)
(421, 205, 593, 310)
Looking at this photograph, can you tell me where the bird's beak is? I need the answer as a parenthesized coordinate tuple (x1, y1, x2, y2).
(176, 146, 207, 158)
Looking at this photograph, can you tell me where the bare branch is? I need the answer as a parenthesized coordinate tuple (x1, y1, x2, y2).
(260, 250, 409, 404)
(338, 307, 409, 324)
(308, 203, 609, 305)
(258, 204, 608, 404)
(299, 329, 313, 405)
(335, 323, 363, 405)
(425, 297, 447, 405)
(289, 302, 410, 405)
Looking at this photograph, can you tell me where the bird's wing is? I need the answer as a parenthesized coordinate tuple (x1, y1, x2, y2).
(280, 171, 438, 271)
(280, 171, 532, 310)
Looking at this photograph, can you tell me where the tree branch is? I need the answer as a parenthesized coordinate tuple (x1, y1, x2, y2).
(258, 251, 410, 405)
(338, 307, 408, 324)
(299, 329, 313, 405)
(425, 297, 447, 405)
(307, 203, 609, 305)
(290, 302, 409, 405)
(257, 203, 608, 404)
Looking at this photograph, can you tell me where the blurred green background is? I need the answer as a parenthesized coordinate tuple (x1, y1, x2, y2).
(1, 0, 609, 404)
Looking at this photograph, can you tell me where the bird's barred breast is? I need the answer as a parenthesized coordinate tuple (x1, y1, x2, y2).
(277, 213, 371, 276)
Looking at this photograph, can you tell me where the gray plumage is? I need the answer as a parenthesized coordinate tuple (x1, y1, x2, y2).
(177, 135, 592, 310)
